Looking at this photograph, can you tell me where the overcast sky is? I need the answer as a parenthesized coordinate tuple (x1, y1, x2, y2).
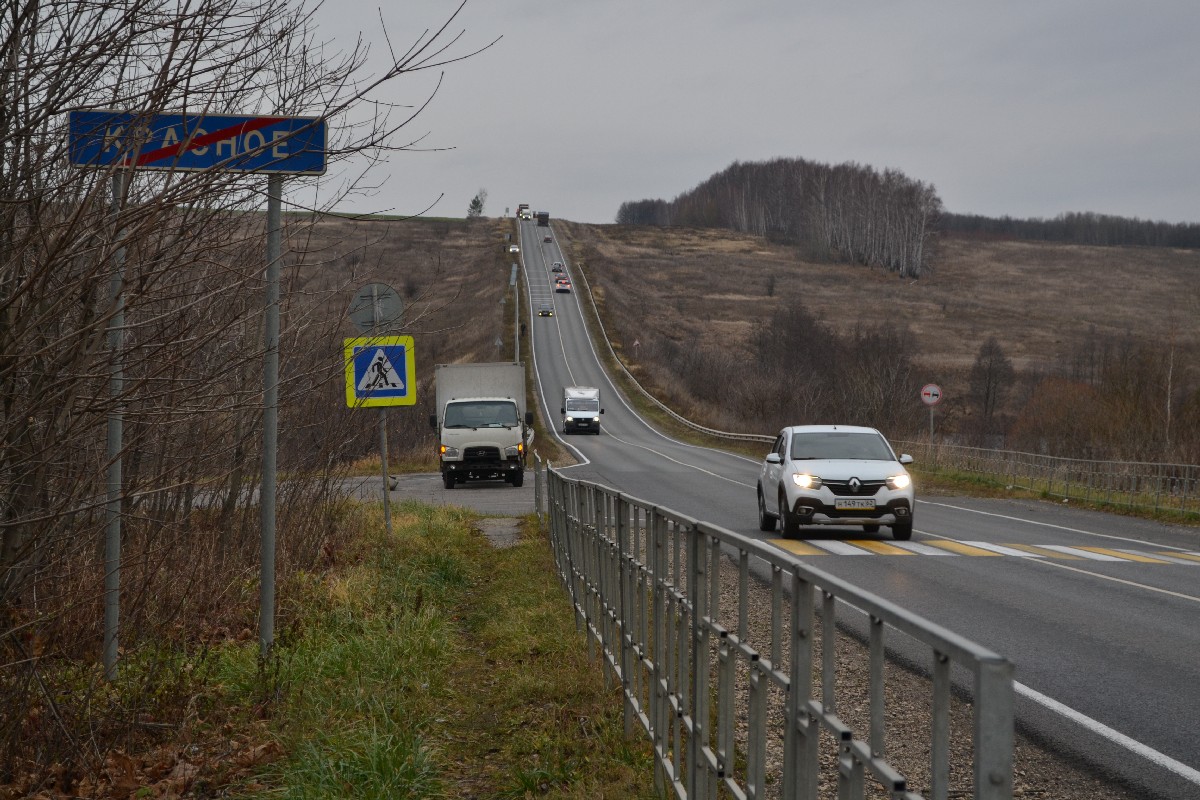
(310, 1, 1200, 225)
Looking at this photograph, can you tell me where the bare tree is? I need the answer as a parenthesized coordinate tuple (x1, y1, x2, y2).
(0, 0, 494, 784)
(967, 337, 1015, 443)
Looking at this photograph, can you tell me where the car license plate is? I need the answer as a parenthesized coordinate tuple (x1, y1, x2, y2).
(835, 498, 876, 510)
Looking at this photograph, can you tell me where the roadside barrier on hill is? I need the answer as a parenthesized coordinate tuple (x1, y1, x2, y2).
(544, 464, 1014, 800)
(899, 440, 1200, 519)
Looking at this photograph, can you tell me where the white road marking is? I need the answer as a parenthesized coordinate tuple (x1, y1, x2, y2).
(960, 541, 1046, 557)
(600, 429, 757, 488)
(921, 500, 1198, 552)
(1036, 544, 1127, 561)
(1120, 549, 1200, 566)
(807, 540, 872, 555)
(891, 541, 959, 556)
(1015, 681, 1200, 789)
(1023, 558, 1200, 604)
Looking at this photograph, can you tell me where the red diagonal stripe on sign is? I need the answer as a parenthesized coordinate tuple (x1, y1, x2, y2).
(132, 117, 288, 166)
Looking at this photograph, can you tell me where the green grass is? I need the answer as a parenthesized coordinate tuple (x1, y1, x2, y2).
(206, 500, 660, 799)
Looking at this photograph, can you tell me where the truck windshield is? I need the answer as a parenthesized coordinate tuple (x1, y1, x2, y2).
(444, 401, 519, 429)
(565, 399, 598, 413)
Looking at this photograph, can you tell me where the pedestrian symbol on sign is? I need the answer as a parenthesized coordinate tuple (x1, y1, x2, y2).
(344, 336, 416, 408)
(358, 349, 402, 392)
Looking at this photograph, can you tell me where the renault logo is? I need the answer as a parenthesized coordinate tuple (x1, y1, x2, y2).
(849, 477, 861, 492)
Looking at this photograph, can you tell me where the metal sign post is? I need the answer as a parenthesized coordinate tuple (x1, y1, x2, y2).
(69, 109, 327, 664)
(510, 263, 520, 362)
(103, 172, 127, 681)
(921, 383, 943, 453)
(347, 284, 404, 535)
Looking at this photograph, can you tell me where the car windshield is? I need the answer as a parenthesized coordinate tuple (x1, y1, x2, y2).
(789, 431, 894, 461)
(444, 400, 519, 428)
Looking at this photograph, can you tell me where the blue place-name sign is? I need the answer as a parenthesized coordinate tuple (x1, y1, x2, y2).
(68, 110, 326, 174)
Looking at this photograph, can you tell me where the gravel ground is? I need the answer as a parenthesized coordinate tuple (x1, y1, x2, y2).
(718, 551, 1143, 800)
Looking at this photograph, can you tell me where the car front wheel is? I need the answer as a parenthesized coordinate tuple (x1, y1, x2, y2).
(778, 490, 800, 539)
(892, 522, 912, 541)
(757, 490, 776, 532)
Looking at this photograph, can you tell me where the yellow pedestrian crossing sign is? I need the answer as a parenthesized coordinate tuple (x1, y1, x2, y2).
(344, 336, 416, 407)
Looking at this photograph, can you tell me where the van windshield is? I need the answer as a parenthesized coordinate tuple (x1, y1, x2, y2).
(566, 399, 598, 413)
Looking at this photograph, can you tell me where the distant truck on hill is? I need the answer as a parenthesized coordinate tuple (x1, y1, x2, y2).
(517, 203, 531, 220)
(536, 211, 549, 226)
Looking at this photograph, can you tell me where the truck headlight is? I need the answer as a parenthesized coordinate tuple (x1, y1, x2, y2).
(565, 416, 575, 422)
(592, 416, 600, 422)
(440, 446, 460, 458)
(504, 445, 521, 457)
(887, 474, 911, 490)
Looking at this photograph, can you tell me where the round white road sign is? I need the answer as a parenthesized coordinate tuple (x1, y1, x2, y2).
(920, 383, 943, 406)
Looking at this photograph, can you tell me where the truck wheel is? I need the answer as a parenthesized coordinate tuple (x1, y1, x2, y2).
(510, 471, 524, 488)
(442, 473, 455, 490)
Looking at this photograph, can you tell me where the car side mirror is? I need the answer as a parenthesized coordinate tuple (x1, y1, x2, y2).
(900, 454, 913, 465)
(525, 412, 534, 425)
(429, 414, 437, 429)
(600, 408, 605, 414)
(765, 453, 781, 464)
(560, 407, 565, 414)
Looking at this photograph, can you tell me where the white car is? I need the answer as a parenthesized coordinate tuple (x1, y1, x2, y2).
(757, 425, 914, 540)
(508, 244, 519, 253)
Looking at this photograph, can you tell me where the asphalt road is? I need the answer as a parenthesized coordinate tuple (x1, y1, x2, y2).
(509, 217, 1200, 800)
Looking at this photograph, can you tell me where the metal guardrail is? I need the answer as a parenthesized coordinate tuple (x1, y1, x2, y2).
(899, 440, 1200, 518)
(544, 464, 1014, 800)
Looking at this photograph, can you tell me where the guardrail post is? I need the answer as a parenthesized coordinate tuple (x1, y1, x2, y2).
(688, 523, 711, 800)
(974, 657, 1014, 800)
(616, 493, 635, 739)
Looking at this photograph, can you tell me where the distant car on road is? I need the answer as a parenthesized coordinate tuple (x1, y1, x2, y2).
(551, 262, 565, 272)
(537, 304, 554, 317)
(757, 425, 914, 540)
(554, 280, 572, 293)
(543, 234, 552, 243)
(508, 244, 519, 253)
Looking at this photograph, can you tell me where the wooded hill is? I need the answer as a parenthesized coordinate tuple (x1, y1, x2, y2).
(616, 157, 1200, 280)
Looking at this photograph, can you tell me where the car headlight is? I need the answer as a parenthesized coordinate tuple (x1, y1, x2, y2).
(504, 444, 522, 457)
(592, 416, 600, 422)
(887, 474, 911, 490)
(791, 473, 821, 490)
(440, 446, 460, 458)
(565, 416, 575, 422)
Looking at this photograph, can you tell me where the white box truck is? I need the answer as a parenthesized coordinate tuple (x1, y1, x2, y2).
(430, 362, 532, 488)
(561, 386, 603, 434)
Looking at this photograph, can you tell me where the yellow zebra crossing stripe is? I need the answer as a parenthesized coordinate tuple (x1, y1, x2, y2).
(929, 541, 1003, 557)
(766, 539, 1200, 564)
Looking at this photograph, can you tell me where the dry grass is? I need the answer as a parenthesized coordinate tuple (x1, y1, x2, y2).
(556, 221, 1200, 386)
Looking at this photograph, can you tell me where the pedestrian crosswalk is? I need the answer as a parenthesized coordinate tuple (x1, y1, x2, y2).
(769, 539, 1200, 565)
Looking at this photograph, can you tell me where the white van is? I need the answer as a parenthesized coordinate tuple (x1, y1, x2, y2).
(561, 386, 603, 434)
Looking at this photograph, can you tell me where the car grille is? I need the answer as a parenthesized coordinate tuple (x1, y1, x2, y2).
(823, 478, 885, 497)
